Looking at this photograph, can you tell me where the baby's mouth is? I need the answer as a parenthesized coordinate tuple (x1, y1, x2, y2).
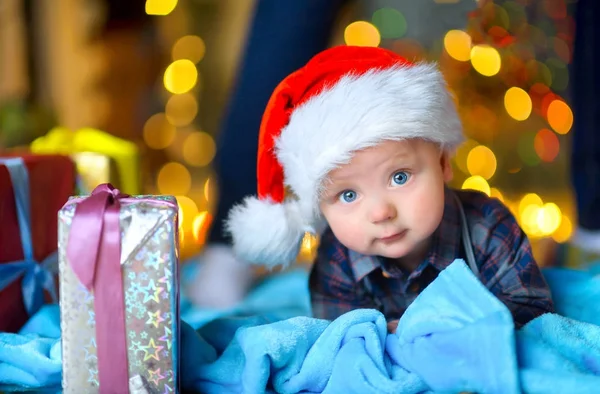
(378, 229, 407, 243)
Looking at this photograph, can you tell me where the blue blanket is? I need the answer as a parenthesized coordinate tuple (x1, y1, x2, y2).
(2, 260, 600, 393)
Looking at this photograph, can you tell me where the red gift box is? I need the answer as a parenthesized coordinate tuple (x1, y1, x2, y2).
(0, 154, 76, 332)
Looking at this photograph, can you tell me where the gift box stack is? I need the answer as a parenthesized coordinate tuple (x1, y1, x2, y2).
(1, 144, 181, 391)
(58, 184, 180, 393)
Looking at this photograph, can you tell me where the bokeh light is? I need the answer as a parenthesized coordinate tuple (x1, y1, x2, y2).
(182, 131, 216, 167)
(490, 187, 504, 202)
(536, 203, 562, 235)
(344, 21, 381, 47)
(546, 100, 573, 134)
(176, 195, 198, 231)
(444, 30, 472, 62)
(193, 211, 213, 244)
(164, 59, 198, 94)
(534, 128, 560, 162)
(157, 162, 192, 195)
(470, 45, 501, 76)
(143, 113, 176, 150)
(454, 139, 479, 174)
(145, 0, 177, 16)
(462, 176, 491, 196)
(467, 145, 497, 180)
(172, 35, 206, 64)
(165, 93, 198, 127)
(519, 193, 543, 219)
(504, 87, 532, 121)
(552, 215, 573, 243)
(204, 177, 211, 201)
(517, 131, 541, 166)
(372, 8, 407, 39)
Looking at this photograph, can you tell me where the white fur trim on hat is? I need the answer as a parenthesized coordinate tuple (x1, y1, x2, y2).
(275, 63, 463, 220)
(225, 196, 309, 269)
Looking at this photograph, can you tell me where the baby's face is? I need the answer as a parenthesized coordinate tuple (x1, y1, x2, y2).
(319, 139, 452, 260)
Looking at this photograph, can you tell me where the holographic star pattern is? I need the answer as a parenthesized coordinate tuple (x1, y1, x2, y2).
(145, 250, 163, 270)
(142, 279, 164, 304)
(148, 367, 165, 385)
(141, 338, 164, 362)
(146, 310, 166, 328)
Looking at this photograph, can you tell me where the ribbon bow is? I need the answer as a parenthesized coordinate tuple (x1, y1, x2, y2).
(67, 183, 131, 392)
(0, 158, 58, 316)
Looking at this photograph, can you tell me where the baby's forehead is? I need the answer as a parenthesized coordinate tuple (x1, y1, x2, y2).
(328, 139, 439, 173)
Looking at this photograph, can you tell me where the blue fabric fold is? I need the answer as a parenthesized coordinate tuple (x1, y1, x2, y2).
(2, 260, 600, 393)
(0, 305, 61, 393)
(0, 158, 58, 317)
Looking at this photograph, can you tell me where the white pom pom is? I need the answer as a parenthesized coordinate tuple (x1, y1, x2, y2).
(224, 196, 306, 269)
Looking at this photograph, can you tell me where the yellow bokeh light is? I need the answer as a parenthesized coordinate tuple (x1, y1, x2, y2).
(552, 215, 573, 243)
(504, 87, 532, 121)
(157, 162, 192, 195)
(164, 59, 198, 94)
(470, 45, 501, 77)
(176, 195, 198, 231)
(521, 204, 542, 236)
(145, 0, 177, 16)
(462, 176, 490, 196)
(466, 145, 497, 180)
(490, 187, 504, 202)
(182, 131, 216, 167)
(172, 35, 206, 64)
(297, 233, 319, 263)
(547, 100, 573, 134)
(444, 30, 472, 62)
(344, 21, 381, 47)
(143, 113, 176, 150)
(519, 193, 543, 218)
(165, 93, 198, 127)
(536, 203, 562, 236)
(454, 139, 479, 174)
(204, 177, 211, 201)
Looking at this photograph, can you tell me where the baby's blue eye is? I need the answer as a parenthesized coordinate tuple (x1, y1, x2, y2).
(339, 190, 357, 203)
(392, 171, 410, 186)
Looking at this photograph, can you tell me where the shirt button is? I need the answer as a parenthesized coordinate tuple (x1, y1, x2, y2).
(382, 271, 391, 278)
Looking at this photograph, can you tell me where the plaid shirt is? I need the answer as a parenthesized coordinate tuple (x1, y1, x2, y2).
(309, 188, 554, 329)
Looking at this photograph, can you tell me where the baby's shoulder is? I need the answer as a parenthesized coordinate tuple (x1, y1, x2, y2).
(454, 188, 514, 223)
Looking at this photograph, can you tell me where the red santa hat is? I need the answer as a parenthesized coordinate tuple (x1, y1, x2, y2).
(225, 45, 463, 268)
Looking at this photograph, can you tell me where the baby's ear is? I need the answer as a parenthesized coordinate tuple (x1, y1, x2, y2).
(441, 151, 453, 182)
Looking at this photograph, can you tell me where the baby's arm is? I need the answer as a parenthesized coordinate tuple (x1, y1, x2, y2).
(476, 202, 554, 328)
(309, 231, 376, 321)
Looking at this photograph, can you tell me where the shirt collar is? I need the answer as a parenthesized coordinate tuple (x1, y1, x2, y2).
(348, 187, 462, 282)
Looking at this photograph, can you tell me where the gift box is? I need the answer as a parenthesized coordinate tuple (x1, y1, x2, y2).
(31, 126, 140, 194)
(72, 152, 121, 194)
(58, 184, 180, 393)
(0, 155, 76, 332)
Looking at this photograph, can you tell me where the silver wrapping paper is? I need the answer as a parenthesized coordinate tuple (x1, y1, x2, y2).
(58, 196, 179, 393)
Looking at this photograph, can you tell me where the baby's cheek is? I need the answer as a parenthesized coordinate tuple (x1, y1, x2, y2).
(334, 222, 369, 252)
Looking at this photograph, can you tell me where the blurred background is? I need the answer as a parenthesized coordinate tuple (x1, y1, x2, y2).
(0, 0, 578, 269)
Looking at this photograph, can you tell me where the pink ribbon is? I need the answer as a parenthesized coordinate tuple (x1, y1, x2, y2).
(68, 183, 130, 394)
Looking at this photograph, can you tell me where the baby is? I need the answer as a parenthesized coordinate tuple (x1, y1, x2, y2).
(226, 45, 554, 330)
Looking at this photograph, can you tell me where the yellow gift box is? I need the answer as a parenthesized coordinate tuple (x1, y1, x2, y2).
(31, 127, 140, 195)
